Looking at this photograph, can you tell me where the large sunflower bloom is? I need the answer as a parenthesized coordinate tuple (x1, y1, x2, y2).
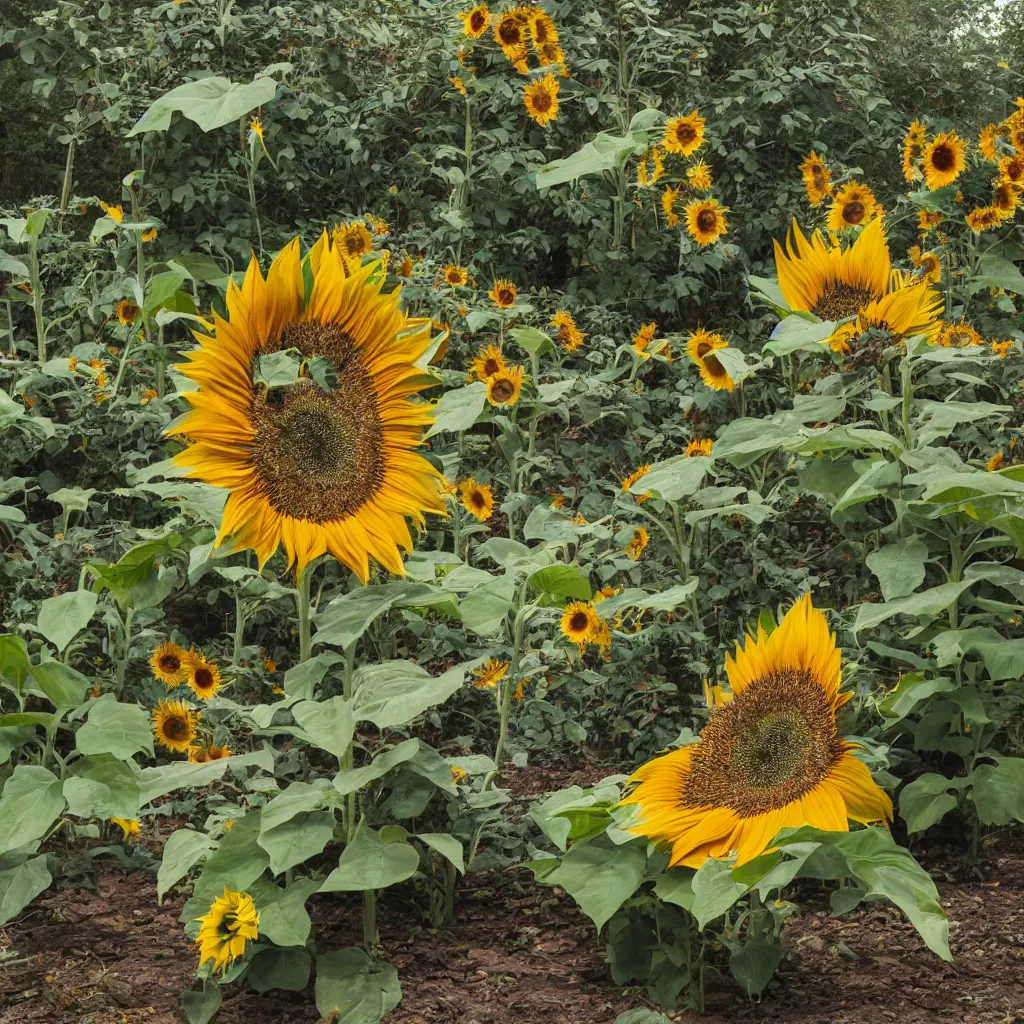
(991, 179, 1019, 221)
(773, 217, 890, 322)
(486, 364, 524, 406)
(620, 593, 893, 869)
(998, 153, 1024, 186)
(196, 888, 260, 974)
(523, 72, 559, 126)
(684, 198, 728, 246)
(663, 111, 705, 157)
(458, 477, 495, 521)
(168, 237, 445, 583)
(551, 311, 584, 352)
(799, 150, 832, 206)
(151, 698, 199, 753)
(494, 8, 528, 61)
(560, 600, 601, 647)
(686, 328, 734, 392)
(834, 272, 942, 349)
(527, 9, 558, 47)
(150, 641, 190, 688)
(922, 132, 967, 190)
(461, 4, 490, 38)
(826, 181, 881, 232)
(966, 205, 1003, 233)
(116, 299, 140, 327)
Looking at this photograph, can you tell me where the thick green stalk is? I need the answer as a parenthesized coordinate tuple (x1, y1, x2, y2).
(129, 186, 149, 346)
(491, 596, 528, 776)
(28, 237, 46, 361)
(3, 299, 14, 356)
(58, 138, 76, 231)
(342, 644, 357, 840)
(296, 566, 313, 664)
(232, 589, 245, 665)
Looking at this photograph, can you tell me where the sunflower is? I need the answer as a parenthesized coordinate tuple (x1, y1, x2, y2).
(560, 600, 601, 647)
(470, 343, 506, 381)
(901, 120, 926, 182)
(1007, 120, 1024, 154)
(538, 41, 565, 67)
(836, 274, 942, 347)
(631, 321, 657, 358)
(991, 179, 1019, 221)
(773, 217, 890, 322)
(922, 131, 967, 190)
(449, 76, 467, 96)
(188, 745, 209, 764)
(397, 254, 415, 278)
(494, 7, 527, 60)
(999, 153, 1024, 186)
(486, 364, 525, 406)
(826, 181, 881, 233)
(116, 299, 140, 327)
(594, 620, 612, 662)
(248, 116, 264, 141)
(684, 437, 713, 457)
(686, 328, 734, 392)
(934, 319, 982, 349)
(458, 477, 495, 521)
(489, 278, 517, 308)
(979, 124, 1000, 162)
(966, 205, 1003, 232)
(661, 185, 681, 228)
(917, 209, 944, 235)
(100, 201, 124, 223)
(527, 9, 558, 47)
(168, 237, 445, 583)
(461, 4, 490, 37)
(150, 641, 190, 687)
(110, 817, 140, 840)
(141, 227, 158, 242)
(636, 147, 665, 187)
(151, 698, 199, 753)
(207, 743, 232, 760)
(523, 72, 559, 126)
(621, 464, 651, 503)
(333, 221, 373, 265)
(987, 452, 1006, 472)
(799, 150, 832, 206)
(443, 263, 470, 287)
(992, 339, 1014, 358)
(625, 527, 649, 560)
(620, 594, 893, 868)
(686, 159, 712, 191)
(663, 111, 705, 157)
(908, 245, 941, 284)
(196, 888, 260, 974)
(186, 651, 222, 701)
(473, 658, 510, 689)
(551, 310, 585, 352)
(684, 198, 728, 246)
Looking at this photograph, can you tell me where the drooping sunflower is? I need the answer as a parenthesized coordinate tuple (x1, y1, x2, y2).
(987, 452, 1006, 473)
(684, 198, 728, 246)
(188, 745, 209, 764)
(636, 147, 665, 186)
(207, 743, 232, 760)
(621, 464, 651, 503)
(682, 162, 709, 193)
(966, 205, 1003, 233)
(196, 888, 260, 974)
(110, 817, 140, 840)
(449, 76, 467, 96)
(470, 343, 506, 381)
(458, 477, 495, 521)
(934, 319, 983, 349)
(978, 123, 1000, 162)
(560, 600, 601, 647)
(631, 321, 658, 359)
(686, 328, 734, 392)
(527, 8, 558, 47)
(917, 209, 944, 236)
(684, 437, 713, 457)
(333, 220, 374, 264)
(663, 110, 705, 157)
(461, 4, 490, 37)
(116, 299, 140, 327)
(992, 339, 1014, 359)
(150, 641, 190, 688)
(151, 698, 199, 753)
(826, 181, 881, 233)
(551, 311, 585, 352)
(773, 217, 890, 322)
(799, 150, 832, 206)
(908, 245, 942, 284)
(187, 651, 222, 701)
(443, 263, 470, 287)
(523, 72, 560, 126)
(901, 120, 926, 182)
(625, 526, 649, 560)
(835, 273, 943, 348)
(489, 278, 517, 308)
(620, 593, 893, 868)
(473, 658, 510, 689)
(486, 364, 525, 406)
(168, 237, 446, 583)
(661, 185, 682, 228)
(922, 131, 967, 190)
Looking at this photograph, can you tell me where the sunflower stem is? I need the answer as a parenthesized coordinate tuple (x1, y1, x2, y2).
(490, 594, 529, 782)
(155, 321, 166, 399)
(115, 607, 134, 696)
(28, 235, 46, 362)
(109, 325, 137, 400)
(342, 643, 357, 841)
(363, 887, 378, 950)
(232, 589, 245, 665)
(3, 299, 14, 356)
(296, 567, 313, 664)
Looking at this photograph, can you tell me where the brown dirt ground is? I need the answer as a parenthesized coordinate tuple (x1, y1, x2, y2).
(2, 769, 1023, 1024)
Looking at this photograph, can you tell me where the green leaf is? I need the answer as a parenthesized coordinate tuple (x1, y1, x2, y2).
(865, 536, 929, 602)
(528, 564, 592, 601)
(255, 349, 302, 388)
(969, 255, 1024, 296)
(255, 877, 320, 947)
(691, 856, 749, 929)
(332, 739, 421, 797)
(292, 697, 354, 759)
(315, 947, 402, 1023)
(181, 983, 221, 1024)
(136, 747, 274, 806)
(352, 660, 470, 729)
(191, 812, 269, 903)
(248, 947, 312, 994)
(639, 456, 709, 502)
(27, 661, 90, 709)
(0, 854, 52, 927)
(75, 694, 154, 759)
(419, 832, 464, 873)
(877, 672, 956, 722)
(0, 726, 36, 764)
(729, 938, 784, 997)
(129, 75, 278, 136)
(314, 581, 443, 651)
(158, 829, 217, 903)
(898, 773, 963, 833)
(425, 382, 487, 437)
(652, 868, 694, 912)
(536, 130, 641, 188)
(853, 580, 974, 633)
(970, 757, 1024, 825)
(64, 755, 141, 820)
(320, 822, 420, 892)
(544, 835, 646, 932)
(36, 590, 98, 652)
(614, 1011, 674, 1024)
(0, 634, 31, 695)
(258, 783, 337, 874)
(0, 766, 66, 858)
(509, 325, 554, 358)
(763, 315, 835, 356)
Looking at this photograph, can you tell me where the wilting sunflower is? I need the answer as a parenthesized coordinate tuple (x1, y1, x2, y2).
(486, 364, 524, 406)
(196, 888, 260, 974)
(473, 658, 510, 689)
(631, 321, 658, 359)
(100, 201, 124, 223)
(142, 227, 158, 242)
(799, 150, 832, 206)
(151, 698, 199, 753)
(523, 72, 560, 126)
(461, 4, 490, 37)
(625, 526, 649, 560)
(207, 743, 232, 760)
(826, 180, 881, 233)
(684, 437, 713, 457)
(922, 131, 967, 190)
(169, 237, 445, 582)
(686, 328, 734, 392)
(908, 245, 941, 284)
(661, 185, 682, 227)
(458, 477, 495, 521)
(620, 593, 893, 868)
(551, 310, 585, 352)
(987, 452, 1006, 472)
(187, 651, 221, 701)
(449, 76, 467, 96)
(187, 745, 209, 764)
(560, 600, 601, 647)
(110, 817, 140, 840)
(150, 641, 190, 688)
(489, 278, 517, 308)
(470, 343, 506, 381)
(684, 161, 710, 192)
(636, 146, 665, 186)
(917, 209, 944, 236)
(978, 123, 1000, 162)
(116, 299, 140, 327)
(397, 254, 415, 278)
(493, 7, 527, 61)
(685, 197, 728, 247)
(333, 220, 374, 264)
(527, 8, 558, 47)
(773, 217, 890, 321)
(935, 319, 983, 349)
(621, 464, 651, 503)
(991, 179, 1019, 221)
(443, 264, 470, 287)
(834, 273, 942, 348)
(966, 205, 1003, 233)
(663, 110, 705, 157)
(992, 339, 1014, 358)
